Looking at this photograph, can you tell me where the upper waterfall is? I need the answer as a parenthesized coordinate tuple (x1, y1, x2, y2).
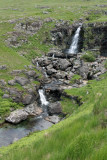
(68, 26, 81, 54)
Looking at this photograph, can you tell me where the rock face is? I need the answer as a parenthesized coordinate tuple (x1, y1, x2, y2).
(83, 22, 107, 57)
(5, 103, 43, 124)
(5, 109, 29, 124)
(48, 102, 62, 115)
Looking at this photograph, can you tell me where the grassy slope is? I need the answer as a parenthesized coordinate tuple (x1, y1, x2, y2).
(0, 73, 107, 160)
(0, 0, 107, 159)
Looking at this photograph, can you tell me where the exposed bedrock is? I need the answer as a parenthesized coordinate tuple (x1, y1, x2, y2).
(83, 22, 107, 57)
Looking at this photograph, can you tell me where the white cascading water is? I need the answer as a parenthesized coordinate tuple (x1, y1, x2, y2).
(38, 89, 49, 106)
(36, 62, 39, 67)
(68, 26, 81, 54)
(52, 53, 55, 59)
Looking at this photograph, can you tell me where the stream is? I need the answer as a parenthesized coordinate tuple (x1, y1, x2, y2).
(0, 25, 82, 148)
(0, 89, 53, 148)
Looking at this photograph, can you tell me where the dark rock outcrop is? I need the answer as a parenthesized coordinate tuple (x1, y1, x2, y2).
(83, 22, 107, 57)
(48, 102, 62, 115)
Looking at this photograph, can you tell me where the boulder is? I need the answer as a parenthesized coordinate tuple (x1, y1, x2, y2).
(8, 88, 22, 103)
(2, 94, 10, 99)
(15, 77, 29, 86)
(0, 65, 7, 70)
(48, 102, 62, 115)
(45, 115, 60, 124)
(22, 94, 34, 105)
(8, 79, 16, 86)
(5, 109, 29, 124)
(78, 64, 89, 79)
(25, 103, 43, 116)
(26, 70, 37, 78)
(73, 60, 81, 69)
(0, 79, 6, 86)
(55, 71, 66, 79)
(47, 68, 57, 75)
(58, 59, 71, 70)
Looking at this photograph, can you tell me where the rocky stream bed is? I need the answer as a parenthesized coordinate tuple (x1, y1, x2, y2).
(0, 19, 107, 148)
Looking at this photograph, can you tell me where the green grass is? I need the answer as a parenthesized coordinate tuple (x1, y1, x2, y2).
(0, 0, 107, 159)
(0, 89, 21, 120)
(13, 21, 55, 61)
(0, 73, 107, 160)
(70, 74, 81, 84)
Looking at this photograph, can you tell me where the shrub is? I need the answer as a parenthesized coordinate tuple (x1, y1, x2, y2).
(81, 53, 95, 62)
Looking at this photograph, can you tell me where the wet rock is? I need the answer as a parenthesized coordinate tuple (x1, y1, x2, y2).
(15, 77, 29, 86)
(25, 103, 43, 116)
(48, 102, 62, 115)
(5, 109, 29, 124)
(45, 115, 60, 124)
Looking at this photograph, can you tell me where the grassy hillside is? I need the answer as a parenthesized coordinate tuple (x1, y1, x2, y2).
(0, 0, 107, 159)
(0, 73, 107, 160)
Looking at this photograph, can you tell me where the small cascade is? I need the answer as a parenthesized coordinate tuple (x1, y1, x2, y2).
(68, 26, 81, 54)
(36, 62, 39, 67)
(52, 53, 55, 59)
(38, 89, 49, 106)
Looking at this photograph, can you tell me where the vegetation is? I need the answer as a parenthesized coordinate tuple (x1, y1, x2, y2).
(0, 89, 21, 121)
(0, 73, 107, 159)
(70, 74, 81, 84)
(0, 0, 107, 159)
(104, 60, 107, 69)
(81, 52, 95, 62)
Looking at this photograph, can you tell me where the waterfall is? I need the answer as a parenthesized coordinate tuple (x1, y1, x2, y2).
(52, 54, 55, 59)
(38, 89, 49, 106)
(36, 62, 39, 67)
(68, 26, 81, 54)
